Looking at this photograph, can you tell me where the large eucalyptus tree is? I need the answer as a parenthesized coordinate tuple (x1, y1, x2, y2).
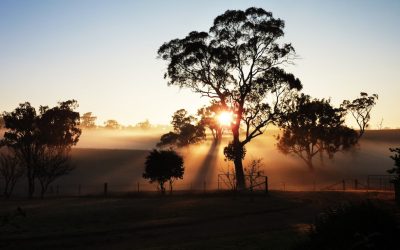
(158, 8, 301, 189)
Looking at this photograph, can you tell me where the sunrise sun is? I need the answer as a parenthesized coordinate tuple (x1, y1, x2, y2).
(217, 111, 234, 126)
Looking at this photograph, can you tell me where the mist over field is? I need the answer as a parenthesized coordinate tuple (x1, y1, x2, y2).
(43, 129, 400, 193)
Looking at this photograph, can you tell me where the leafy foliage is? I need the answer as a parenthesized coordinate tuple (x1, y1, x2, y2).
(136, 119, 151, 130)
(158, 7, 302, 188)
(223, 141, 246, 161)
(278, 94, 358, 170)
(197, 100, 225, 141)
(80, 112, 97, 129)
(104, 119, 120, 129)
(143, 149, 184, 193)
(1, 100, 81, 197)
(295, 201, 398, 250)
(342, 92, 378, 138)
(388, 147, 400, 181)
(157, 109, 205, 148)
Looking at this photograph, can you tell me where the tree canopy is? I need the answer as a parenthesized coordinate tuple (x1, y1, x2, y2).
(104, 119, 121, 129)
(143, 149, 184, 193)
(388, 148, 400, 181)
(158, 7, 301, 189)
(157, 109, 205, 148)
(136, 119, 151, 130)
(277, 94, 358, 170)
(197, 100, 225, 141)
(342, 92, 378, 138)
(1, 100, 81, 197)
(80, 112, 97, 129)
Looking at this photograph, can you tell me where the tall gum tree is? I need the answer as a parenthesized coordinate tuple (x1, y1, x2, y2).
(158, 8, 302, 189)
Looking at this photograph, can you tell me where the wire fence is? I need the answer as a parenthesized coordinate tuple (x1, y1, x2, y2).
(2, 174, 395, 198)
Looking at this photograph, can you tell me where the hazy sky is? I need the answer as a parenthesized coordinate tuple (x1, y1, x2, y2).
(0, 0, 399, 128)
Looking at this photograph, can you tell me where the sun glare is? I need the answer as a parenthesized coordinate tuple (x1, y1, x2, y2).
(217, 111, 233, 126)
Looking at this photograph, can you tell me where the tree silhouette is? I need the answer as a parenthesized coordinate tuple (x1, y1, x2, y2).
(244, 158, 264, 192)
(143, 149, 184, 194)
(277, 94, 358, 170)
(136, 119, 151, 130)
(197, 101, 225, 141)
(388, 148, 400, 180)
(158, 8, 301, 189)
(1, 100, 81, 197)
(80, 112, 97, 129)
(157, 109, 205, 148)
(104, 119, 120, 129)
(342, 92, 378, 138)
(35, 149, 74, 198)
(0, 153, 24, 199)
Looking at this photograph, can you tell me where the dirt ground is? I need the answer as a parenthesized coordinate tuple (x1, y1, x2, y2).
(0, 191, 395, 250)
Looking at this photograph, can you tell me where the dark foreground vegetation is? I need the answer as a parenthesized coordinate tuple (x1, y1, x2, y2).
(0, 191, 397, 250)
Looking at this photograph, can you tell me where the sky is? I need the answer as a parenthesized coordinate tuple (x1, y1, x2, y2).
(0, 0, 399, 128)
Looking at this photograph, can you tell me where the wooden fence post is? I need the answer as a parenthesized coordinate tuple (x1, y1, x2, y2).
(265, 176, 269, 195)
(342, 179, 346, 191)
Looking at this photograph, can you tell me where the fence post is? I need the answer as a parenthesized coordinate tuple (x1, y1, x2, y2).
(137, 182, 140, 193)
(104, 182, 108, 196)
(203, 181, 206, 193)
(342, 179, 346, 191)
(354, 179, 358, 190)
(265, 176, 269, 195)
(78, 184, 81, 196)
(313, 181, 316, 191)
(217, 175, 220, 191)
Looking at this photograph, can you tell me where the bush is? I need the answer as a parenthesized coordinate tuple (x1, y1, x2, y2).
(294, 201, 398, 250)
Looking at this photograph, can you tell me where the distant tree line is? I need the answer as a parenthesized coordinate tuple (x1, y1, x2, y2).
(79, 113, 160, 130)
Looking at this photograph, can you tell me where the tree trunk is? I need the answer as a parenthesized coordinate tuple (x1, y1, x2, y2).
(306, 159, 314, 171)
(234, 156, 246, 190)
(40, 182, 47, 199)
(232, 129, 245, 190)
(27, 167, 35, 198)
(159, 181, 165, 195)
(3, 181, 10, 199)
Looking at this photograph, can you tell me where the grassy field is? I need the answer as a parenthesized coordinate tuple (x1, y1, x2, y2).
(1, 130, 399, 249)
(0, 191, 394, 250)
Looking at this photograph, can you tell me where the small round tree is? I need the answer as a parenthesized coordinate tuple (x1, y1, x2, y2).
(143, 149, 184, 194)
